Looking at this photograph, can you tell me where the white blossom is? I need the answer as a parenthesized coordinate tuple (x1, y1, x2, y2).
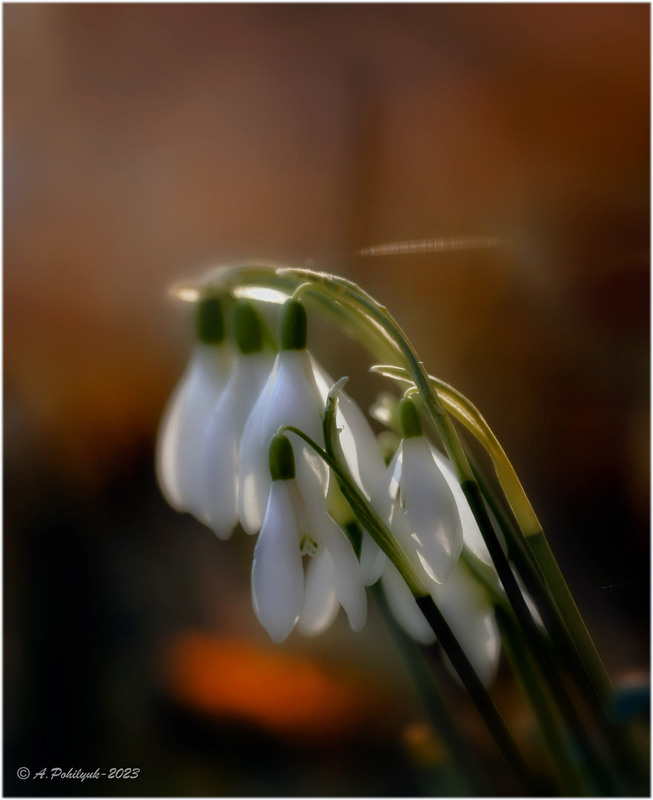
(156, 341, 232, 517)
(238, 347, 329, 534)
(371, 436, 463, 588)
(252, 450, 367, 643)
(199, 349, 274, 537)
(433, 561, 501, 687)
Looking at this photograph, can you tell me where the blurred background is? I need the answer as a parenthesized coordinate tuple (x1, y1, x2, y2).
(4, 4, 649, 796)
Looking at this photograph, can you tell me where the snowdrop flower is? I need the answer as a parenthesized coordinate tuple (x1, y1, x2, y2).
(252, 434, 367, 642)
(379, 557, 500, 686)
(199, 301, 274, 538)
(238, 298, 386, 538)
(310, 366, 387, 502)
(238, 299, 330, 534)
(372, 397, 463, 587)
(433, 561, 501, 687)
(365, 397, 500, 684)
(381, 560, 436, 646)
(430, 444, 494, 567)
(156, 296, 233, 518)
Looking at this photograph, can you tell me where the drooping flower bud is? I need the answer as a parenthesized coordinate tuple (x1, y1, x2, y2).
(198, 300, 274, 538)
(156, 295, 232, 516)
(251, 434, 367, 643)
(372, 397, 463, 586)
(238, 299, 329, 534)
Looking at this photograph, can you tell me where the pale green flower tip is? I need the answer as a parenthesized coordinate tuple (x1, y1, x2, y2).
(269, 434, 296, 481)
(279, 299, 307, 350)
(399, 397, 422, 438)
(233, 300, 264, 354)
(195, 295, 226, 344)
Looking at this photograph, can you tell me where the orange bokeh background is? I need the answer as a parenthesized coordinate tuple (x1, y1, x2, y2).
(4, 5, 648, 796)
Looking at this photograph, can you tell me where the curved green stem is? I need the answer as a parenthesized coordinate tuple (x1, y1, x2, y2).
(320, 389, 537, 794)
(279, 421, 425, 596)
(176, 262, 636, 792)
(373, 363, 612, 703)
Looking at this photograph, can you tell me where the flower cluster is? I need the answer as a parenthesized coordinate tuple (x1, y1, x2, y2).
(158, 293, 500, 684)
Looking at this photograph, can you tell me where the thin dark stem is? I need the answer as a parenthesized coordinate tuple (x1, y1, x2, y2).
(415, 594, 541, 795)
(496, 606, 590, 796)
(471, 457, 649, 792)
(461, 480, 617, 795)
(371, 584, 482, 795)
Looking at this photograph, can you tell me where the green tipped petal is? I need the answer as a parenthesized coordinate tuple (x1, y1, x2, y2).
(280, 299, 307, 350)
(269, 434, 296, 481)
(196, 296, 225, 344)
(399, 397, 422, 438)
(233, 301, 264, 354)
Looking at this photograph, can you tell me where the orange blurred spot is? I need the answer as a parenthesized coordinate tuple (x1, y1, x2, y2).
(162, 632, 371, 739)
(403, 721, 446, 767)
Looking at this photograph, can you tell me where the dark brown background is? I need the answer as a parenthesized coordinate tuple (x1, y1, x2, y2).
(4, 4, 649, 796)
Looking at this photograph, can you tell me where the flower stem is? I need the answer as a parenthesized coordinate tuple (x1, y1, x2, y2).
(183, 264, 643, 792)
(318, 392, 539, 794)
(496, 605, 591, 795)
(415, 594, 540, 794)
(471, 449, 649, 794)
(462, 477, 618, 795)
(370, 582, 483, 795)
(373, 364, 614, 706)
(428, 372, 612, 702)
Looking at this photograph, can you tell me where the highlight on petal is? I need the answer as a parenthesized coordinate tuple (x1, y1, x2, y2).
(359, 530, 387, 586)
(369, 445, 428, 583)
(156, 374, 191, 511)
(316, 512, 367, 632)
(429, 445, 494, 566)
(400, 436, 463, 584)
(297, 546, 339, 635)
(311, 358, 385, 498)
(251, 481, 304, 643)
(381, 561, 436, 646)
(156, 343, 232, 516)
(369, 447, 403, 527)
(201, 403, 238, 538)
(433, 562, 501, 687)
(238, 362, 278, 533)
(238, 350, 328, 534)
(230, 351, 276, 434)
(201, 351, 274, 538)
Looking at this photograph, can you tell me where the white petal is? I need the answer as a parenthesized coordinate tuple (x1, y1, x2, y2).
(156, 372, 190, 510)
(239, 350, 328, 533)
(359, 530, 387, 586)
(370, 446, 403, 526)
(370, 445, 428, 584)
(381, 561, 436, 645)
(298, 547, 339, 635)
(316, 512, 367, 632)
(433, 562, 501, 687)
(176, 345, 233, 518)
(311, 358, 385, 498)
(238, 362, 277, 533)
(229, 351, 275, 435)
(430, 445, 494, 566)
(400, 437, 463, 584)
(251, 481, 304, 643)
(201, 395, 238, 538)
(200, 351, 275, 538)
(156, 343, 232, 515)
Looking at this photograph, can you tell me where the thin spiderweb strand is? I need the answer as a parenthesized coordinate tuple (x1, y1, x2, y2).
(358, 236, 503, 257)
